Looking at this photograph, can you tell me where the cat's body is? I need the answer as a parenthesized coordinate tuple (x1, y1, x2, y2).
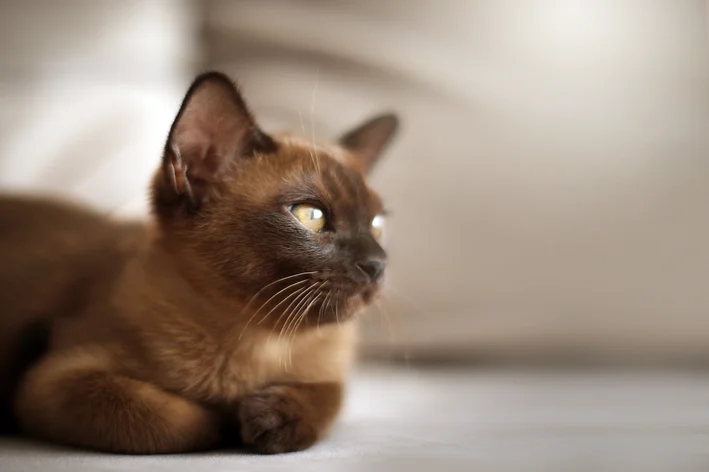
(0, 197, 354, 404)
(0, 73, 397, 454)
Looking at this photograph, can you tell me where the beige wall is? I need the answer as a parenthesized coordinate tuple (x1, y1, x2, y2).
(0, 0, 198, 215)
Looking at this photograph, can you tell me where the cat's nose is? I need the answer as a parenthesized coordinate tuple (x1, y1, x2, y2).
(356, 257, 386, 282)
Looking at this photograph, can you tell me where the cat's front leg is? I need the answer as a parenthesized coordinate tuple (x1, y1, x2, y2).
(14, 347, 221, 454)
(238, 381, 343, 454)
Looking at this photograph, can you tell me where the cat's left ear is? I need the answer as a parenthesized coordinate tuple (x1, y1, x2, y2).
(338, 113, 399, 173)
(162, 72, 276, 207)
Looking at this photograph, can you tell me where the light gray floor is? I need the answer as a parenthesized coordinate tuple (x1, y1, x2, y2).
(2, 366, 709, 471)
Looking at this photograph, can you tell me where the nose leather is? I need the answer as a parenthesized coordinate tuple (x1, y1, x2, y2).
(356, 258, 386, 282)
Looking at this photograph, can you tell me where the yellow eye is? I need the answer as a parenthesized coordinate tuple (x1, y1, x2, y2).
(371, 214, 385, 240)
(290, 204, 326, 232)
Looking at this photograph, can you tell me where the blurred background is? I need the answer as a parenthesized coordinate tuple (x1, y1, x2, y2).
(2, 1, 709, 470)
(0, 0, 708, 367)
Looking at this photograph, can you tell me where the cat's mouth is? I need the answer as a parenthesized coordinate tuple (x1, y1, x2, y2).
(303, 273, 381, 326)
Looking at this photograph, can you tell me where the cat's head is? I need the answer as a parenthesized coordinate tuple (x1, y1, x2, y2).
(151, 72, 398, 331)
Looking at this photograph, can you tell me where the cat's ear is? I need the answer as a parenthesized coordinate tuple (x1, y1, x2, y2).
(162, 72, 276, 207)
(338, 113, 399, 173)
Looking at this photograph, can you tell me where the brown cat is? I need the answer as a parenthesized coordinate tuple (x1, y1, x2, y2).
(0, 72, 398, 454)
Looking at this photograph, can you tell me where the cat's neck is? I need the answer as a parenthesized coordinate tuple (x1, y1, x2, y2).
(114, 240, 240, 338)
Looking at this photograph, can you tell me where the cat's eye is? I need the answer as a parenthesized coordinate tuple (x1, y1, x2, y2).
(289, 204, 326, 232)
(371, 214, 385, 240)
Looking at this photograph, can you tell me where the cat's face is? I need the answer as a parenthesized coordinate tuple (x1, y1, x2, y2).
(152, 73, 398, 330)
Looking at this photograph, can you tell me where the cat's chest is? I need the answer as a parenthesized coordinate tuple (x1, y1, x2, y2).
(218, 335, 301, 398)
(151, 326, 350, 405)
(153, 335, 289, 403)
(145, 323, 355, 404)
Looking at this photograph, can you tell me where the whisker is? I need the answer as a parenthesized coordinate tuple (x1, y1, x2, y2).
(254, 285, 308, 327)
(276, 284, 320, 370)
(298, 110, 307, 135)
(287, 284, 324, 340)
(317, 291, 331, 331)
(278, 282, 321, 345)
(237, 279, 309, 340)
(240, 271, 316, 315)
(299, 110, 318, 170)
(286, 288, 322, 366)
(309, 68, 321, 174)
(335, 298, 341, 327)
(252, 283, 310, 338)
(273, 282, 319, 344)
(311, 281, 329, 325)
(324, 293, 334, 316)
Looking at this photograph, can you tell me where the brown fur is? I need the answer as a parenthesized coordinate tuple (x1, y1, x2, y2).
(0, 72, 398, 454)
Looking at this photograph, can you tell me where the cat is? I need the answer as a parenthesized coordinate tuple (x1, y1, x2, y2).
(0, 72, 398, 454)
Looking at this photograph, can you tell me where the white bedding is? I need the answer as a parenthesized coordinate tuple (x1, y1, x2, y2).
(2, 365, 708, 471)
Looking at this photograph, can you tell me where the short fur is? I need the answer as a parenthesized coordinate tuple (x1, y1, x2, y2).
(0, 72, 398, 454)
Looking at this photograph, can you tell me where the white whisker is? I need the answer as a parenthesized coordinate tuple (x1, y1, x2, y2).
(335, 298, 341, 327)
(317, 291, 331, 331)
(237, 279, 309, 340)
(276, 283, 320, 370)
(309, 69, 321, 174)
(290, 284, 325, 340)
(299, 110, 317, 170)
(240, 271, 316, 315)
(279, 282, 321, 345)
(255, 284, 308, 327)
(273, 282, 319, 344)
(287, 288, 322, 367)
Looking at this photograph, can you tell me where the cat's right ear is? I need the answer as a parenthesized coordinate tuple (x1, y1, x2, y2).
(338, 112, 399, 174)
(160, 72, 276, 209)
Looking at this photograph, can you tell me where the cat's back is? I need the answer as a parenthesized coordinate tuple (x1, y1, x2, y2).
(0, 196, 144, 296)
(0, 194, 147, 322)
(0, 195, 146, 340)
(0, 195, 119, 246)
(0, 196, 147, 430)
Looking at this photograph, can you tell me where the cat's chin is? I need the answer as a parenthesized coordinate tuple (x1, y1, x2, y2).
(304, 287, 379, 328)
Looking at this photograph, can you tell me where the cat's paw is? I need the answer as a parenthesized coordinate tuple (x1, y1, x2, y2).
(238, 385, 317, 454)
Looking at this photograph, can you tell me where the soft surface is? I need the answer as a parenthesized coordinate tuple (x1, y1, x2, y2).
(1, 365, 708, 471)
